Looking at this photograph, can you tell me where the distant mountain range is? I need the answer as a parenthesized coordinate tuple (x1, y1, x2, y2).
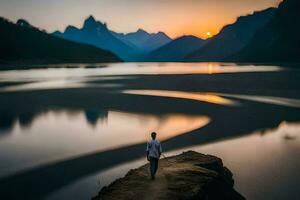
(185, 8, 276, 61)
(112, 29, 172, 53)
(53, 16, 172, 60)
(1, 0, 297, 65)
(231, 0, 300, 62)
(53, 16, 137, 60)
(0, 17, 120, 65)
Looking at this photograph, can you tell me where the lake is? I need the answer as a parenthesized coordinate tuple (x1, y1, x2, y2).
(0, 62, 299, 200)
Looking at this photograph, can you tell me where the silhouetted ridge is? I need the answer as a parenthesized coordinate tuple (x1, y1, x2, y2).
(16, 19, 34, 29)
(143, 35, 208, 61)
(111, 29, 172, 54)
(185, 8, 276, 61)
(52, 31, 63, 36)
(83, 15, 107, 31)
(137, 28, 147, 33)
(0, 17, 121, 65)
(65, 25, 79, 33)
(231, 0, 300, 62)
(86, 15, 97, 24)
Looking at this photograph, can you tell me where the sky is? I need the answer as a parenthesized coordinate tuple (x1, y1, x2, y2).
(0, 0, 282, 39)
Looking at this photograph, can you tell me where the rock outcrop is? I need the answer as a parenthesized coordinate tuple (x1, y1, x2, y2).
(92, 151, 245, 200)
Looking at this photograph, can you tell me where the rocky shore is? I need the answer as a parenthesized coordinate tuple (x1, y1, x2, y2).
(92, 151, 245, 200)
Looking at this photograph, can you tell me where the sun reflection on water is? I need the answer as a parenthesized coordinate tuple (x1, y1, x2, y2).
(123, 90, 239, 106)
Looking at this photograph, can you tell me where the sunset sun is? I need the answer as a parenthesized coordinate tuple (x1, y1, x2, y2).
(206, 31, 212, 38)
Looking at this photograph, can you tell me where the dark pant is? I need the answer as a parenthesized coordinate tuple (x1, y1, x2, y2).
(149, 157, 159, 178)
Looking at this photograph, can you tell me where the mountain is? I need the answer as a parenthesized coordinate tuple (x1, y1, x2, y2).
(143, 35, 208, 61)
(111, 29, 150, 51)
(185, 8, 276, 61)
(53, 16, 138, 60)
(0, 17, 121, 65)
(112, 29, 172, 53)
(16, 19, 35, 29)
(141, 32, 172, 52)
(110, 30, 143, 51)
(231, 0, 300, 62)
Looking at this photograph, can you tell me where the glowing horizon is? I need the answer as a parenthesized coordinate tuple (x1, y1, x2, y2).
(0, 0, 282, 39)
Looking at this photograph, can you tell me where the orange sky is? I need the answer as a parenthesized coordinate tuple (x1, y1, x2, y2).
(0, 0, 282, 39)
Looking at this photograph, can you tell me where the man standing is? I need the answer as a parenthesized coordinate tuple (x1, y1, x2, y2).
(146, 132, 162, 180)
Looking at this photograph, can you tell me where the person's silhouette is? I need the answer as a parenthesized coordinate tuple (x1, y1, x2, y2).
(146, 132, 162, 180)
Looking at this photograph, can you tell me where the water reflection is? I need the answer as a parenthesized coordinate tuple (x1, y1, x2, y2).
(0, 112, 17, 132)
(167, 121, 300, 200)
(0, 109, 209, 177)
(0, 80, 87, 92)
(218, 93, 300, 108)
(0, 80, 122, 92)
(0, 63, 298, 200)
(0, 63, 283, 92)
(0, 63, 282, 84)
(0, 110, 45, 133)
(0, 62, 283, 78)
(48, 121, 300, 200)
(123, 90, 239, 106)
(84, 110, 109, 127)
(123, 89, 300, 109)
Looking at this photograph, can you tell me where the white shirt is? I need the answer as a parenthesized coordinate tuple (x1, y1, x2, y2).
(146, 139, 162, 159)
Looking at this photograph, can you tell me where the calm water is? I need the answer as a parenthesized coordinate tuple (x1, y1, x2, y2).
(0, 110, 209, 177)
(0, 63, 299, 200)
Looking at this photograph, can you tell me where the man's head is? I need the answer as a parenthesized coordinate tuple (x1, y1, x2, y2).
(151, 132, 157, 140)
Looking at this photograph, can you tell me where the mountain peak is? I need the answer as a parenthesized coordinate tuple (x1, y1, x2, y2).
(65, 25, 79, 33)
(155, 31, 171, 40)
(86, 15, 96, 23)
(16, 19, 32, 28)
(157, 31, 167, 36)
(83, 15, 107, 31)
(137, 28, 148, 34)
